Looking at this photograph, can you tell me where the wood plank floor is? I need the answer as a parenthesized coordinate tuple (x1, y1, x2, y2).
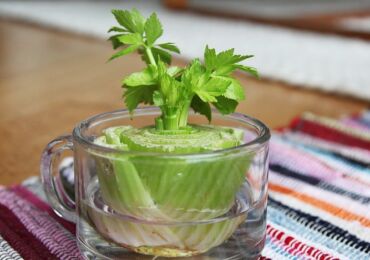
(0, 20, 368, 185)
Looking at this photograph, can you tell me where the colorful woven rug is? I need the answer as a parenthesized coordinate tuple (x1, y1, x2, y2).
(0, 111, 369, 259)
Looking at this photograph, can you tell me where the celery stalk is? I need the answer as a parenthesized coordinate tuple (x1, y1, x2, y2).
(90, 125, 252, 256)
(96, 126, 249, 219)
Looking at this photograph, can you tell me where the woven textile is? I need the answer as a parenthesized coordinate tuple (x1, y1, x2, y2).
(0, 111, 369, 259)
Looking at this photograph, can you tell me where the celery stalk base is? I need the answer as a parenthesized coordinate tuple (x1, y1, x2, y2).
(88, 125, 255, 257)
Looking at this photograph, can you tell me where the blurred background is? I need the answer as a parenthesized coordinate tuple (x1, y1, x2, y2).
(0, 0, 369, 184)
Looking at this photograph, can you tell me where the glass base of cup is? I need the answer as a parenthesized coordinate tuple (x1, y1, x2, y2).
(125, 245, 201, 258)
(77, 218, 265, 260)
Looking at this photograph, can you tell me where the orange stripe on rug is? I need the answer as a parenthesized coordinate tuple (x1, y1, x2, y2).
(269, 183, 370, 228)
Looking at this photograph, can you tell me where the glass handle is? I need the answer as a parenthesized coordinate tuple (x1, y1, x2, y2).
(40, 134, 76, 223)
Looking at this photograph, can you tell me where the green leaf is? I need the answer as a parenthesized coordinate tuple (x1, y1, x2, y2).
(204, 46, 255, 77)
(216, 49, 251, 66)
(130, 8, 145, 34)
(182, 59, 204, 89)
(108, 34, 125, 49)
(158, 42, 180, 54)
(204, 45, 217, 71)
(112, 9, 136, 33)
(212, 48, 236, 70)
(214, 65, 235, 76)
(195, 91, 217, 103)
(108, 45, 139, 61)
(219, 77, 245, 101)
(153, 90, 164, 106)
(152, 47, 171, 64)
(123, 85, 155, 112)
(191, 95, 212, 122)
(144, 13, 163, 46)
(156, 58, 168, 76)
(167, 66, 183, 77)
(212, 96, 238, 115)
(118, 33, 142, 45)
(202, 77, 229, 96)
(156, 59, 185, 108)
(123, 68, 156, 87)
(108, 26, 127, 33)
(235, 65, 259, 78)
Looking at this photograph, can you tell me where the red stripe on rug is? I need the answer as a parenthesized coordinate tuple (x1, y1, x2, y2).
(290, 118, 370, 150)
(266, 224, 338, 260)
(0, 202, 57, 259)
(11, 185, 76, 235)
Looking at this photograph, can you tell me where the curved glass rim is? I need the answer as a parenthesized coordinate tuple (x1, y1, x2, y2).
(73, 107, 270, 157)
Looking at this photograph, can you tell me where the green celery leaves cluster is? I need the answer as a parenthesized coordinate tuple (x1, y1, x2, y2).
(108, 9, 257, 130)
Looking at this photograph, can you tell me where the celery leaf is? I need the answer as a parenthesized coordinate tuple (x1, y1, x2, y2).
(202, 77, 229, 96)
(158, 42, 180, 54)
(108, 34, 125, 49)
(152, 47, 171, 64)
(167, 66, 183, 77)
(221, 77, 245, 101)
(153, 90, 164, 106)
(118, 33, 142, 45)
(108, 45, 139, 61)
(191, 95, 212, 122)
(130, 9, 146, 34)
(123, 85, 155, 112)
(123, 68, 156, 87)
(144, 13, 163, 46)
(235, 64, 259, 78)
(108, 26, 127, 33)
(111, 9, 137, 33)
(212, 96, 238, 115)
(195, 91, 217, 103)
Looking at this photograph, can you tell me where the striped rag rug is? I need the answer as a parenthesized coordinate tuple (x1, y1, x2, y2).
(0, 111, 369, 260)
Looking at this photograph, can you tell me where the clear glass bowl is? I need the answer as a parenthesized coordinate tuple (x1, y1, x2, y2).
(41, 107, 270, 259)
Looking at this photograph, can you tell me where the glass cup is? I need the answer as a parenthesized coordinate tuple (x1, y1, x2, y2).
(41, 107, 270, 259)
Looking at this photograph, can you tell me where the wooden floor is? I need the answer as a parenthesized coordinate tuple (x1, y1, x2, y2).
(0, 20, 368, 185)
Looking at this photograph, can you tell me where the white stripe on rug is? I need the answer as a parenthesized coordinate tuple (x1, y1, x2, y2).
(0, 236, 23, 260)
